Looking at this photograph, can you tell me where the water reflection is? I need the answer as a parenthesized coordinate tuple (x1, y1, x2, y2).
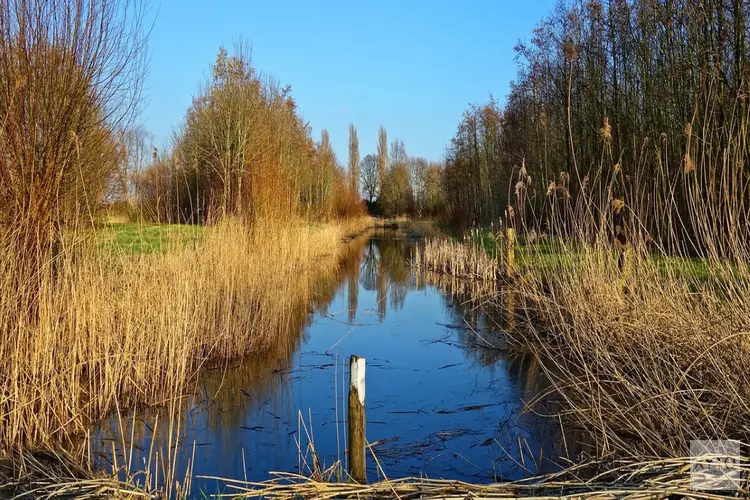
(85, 231, 582, 494)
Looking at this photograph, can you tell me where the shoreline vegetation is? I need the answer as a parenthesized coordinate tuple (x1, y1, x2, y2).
(0, 217, 374, 495)
(204, 455, 750, 499)
(420, 221, 750, 458)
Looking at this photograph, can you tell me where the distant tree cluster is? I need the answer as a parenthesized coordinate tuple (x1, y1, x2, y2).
(358, 127, 446, 218)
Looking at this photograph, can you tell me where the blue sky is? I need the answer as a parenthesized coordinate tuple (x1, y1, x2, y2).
(142, 0, 556, 163)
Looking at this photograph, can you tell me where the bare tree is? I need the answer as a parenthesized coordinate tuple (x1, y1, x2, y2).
(389, 139, 407, 171)
(0, 0, 148, 292)
(313, 128, 338, 217)
(117, 126, 153, 209)
(409, 156, 428, 215)
(380, 161, 413, 217)
(423, 162, 445, 216)
(348, 123, 360, 195)
(379, 137, 412, 216)
(360, 154, 379, 203)
(377, 126, 388, 193)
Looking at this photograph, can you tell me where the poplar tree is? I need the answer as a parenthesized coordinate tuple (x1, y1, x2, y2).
(348, 124, 360, 195)
(377, 126, 388, 196)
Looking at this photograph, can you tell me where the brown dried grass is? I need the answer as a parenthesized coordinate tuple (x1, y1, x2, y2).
(0, 217, 372, 456)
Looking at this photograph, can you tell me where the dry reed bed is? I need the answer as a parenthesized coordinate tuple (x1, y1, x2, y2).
(0, 217, 372, 456)
(416, 228, 750, 460)
(510, 249, 750, 458)
(417, 238, 502, 281)
(0, 448, 146, 498)
(207, 456, 750, 499)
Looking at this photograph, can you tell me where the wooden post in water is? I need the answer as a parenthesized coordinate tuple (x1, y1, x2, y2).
(348, 355, 366, 483)
(505, 228, 516, 277)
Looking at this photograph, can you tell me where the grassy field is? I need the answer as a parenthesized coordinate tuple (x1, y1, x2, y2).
(93, 222, 204, 255)
(456, 227, 712, 282)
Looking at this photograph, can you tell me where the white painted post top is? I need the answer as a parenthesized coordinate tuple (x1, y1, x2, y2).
(350, 356, 366, 406)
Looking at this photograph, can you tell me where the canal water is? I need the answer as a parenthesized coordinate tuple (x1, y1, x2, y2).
(88, 231, 578, 495)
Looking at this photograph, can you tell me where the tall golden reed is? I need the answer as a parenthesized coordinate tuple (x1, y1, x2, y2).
(0, 217, 370, 454)
(430, 105, 750, 460)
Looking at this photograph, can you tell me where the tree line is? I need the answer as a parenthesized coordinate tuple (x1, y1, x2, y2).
(442, 0, 750, 254)
(7, 0, 749, 256)
(118, 46, 453, 224)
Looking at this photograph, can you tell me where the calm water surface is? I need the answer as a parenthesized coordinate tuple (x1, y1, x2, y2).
(90, 232, 579, 494)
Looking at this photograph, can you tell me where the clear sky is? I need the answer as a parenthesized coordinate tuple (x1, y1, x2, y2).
(142, 0, 557, 163)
